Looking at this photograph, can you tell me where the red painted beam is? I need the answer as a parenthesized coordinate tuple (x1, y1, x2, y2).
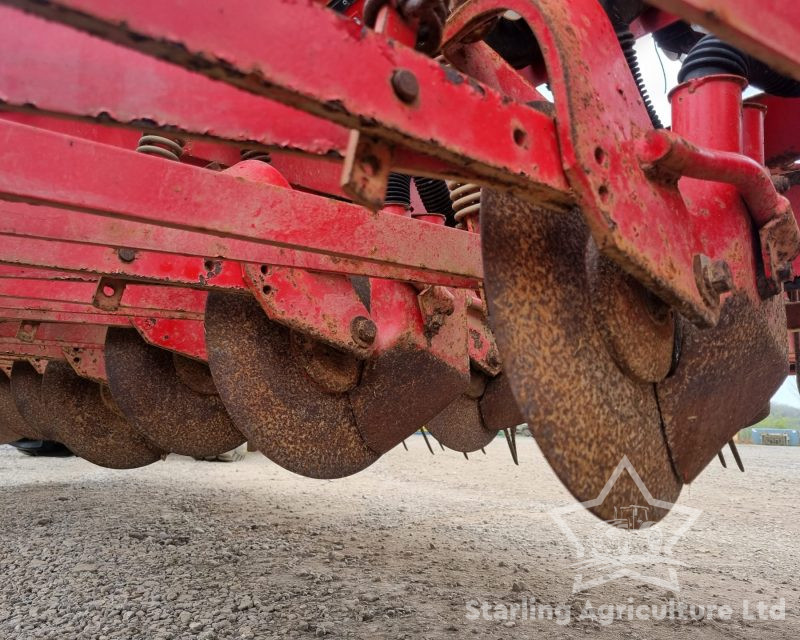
(0, 0, 569, 199)
(0, 121, 483, 287)
(0, 5, 349, 158)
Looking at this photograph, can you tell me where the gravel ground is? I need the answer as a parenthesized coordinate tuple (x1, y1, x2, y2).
(0, 437, 798, 639)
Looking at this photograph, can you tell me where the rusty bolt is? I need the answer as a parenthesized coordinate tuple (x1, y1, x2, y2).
(694, 254, 733, 304)
(117, 248, 137, 263)
(486, 347, 501, 369)
(350, 316, 377, 347)
(706, 260, 733, 294)
(391, 69, 419, 104)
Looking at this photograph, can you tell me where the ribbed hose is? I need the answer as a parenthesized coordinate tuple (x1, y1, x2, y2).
(385, 172, 412, 207)
(678, 35, 748, 82)
(414, 177, 456, 226)
(679, 34, 800, 98)
(616, 27, 663, 129)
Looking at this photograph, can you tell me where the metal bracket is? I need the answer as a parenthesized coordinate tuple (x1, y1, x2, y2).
(92, 277, 127, 311)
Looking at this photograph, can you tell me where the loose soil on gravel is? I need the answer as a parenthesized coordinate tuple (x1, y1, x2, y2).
(0, 438, 797, 639)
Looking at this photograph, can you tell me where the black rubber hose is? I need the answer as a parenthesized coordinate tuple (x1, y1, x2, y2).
(384, 172, 412, 207)
(413, 177, 456, 227)
(678, 35, 749, 82)
(615, 26, 664, 129)
(679, 34, 800, 98)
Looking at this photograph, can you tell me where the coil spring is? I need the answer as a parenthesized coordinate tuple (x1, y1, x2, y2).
(447, 181, 481, 230)
(135, 134, 185, 162)
(240, 149, 272, 163)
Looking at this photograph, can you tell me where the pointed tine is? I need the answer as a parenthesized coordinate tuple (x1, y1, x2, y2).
(463, 451, 469, 460)
(510, 426, 519, 462)
(481, 448, 487, 455)
(402, 440, 408, 451)
(504, 429, 519, 466)
(717, 450, 727, 468)
(420, 428, 434, 455)
(729, 440, 744, 472)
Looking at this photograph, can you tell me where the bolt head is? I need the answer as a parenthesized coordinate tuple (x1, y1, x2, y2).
(391, 69, 419, 104)
(707, 259, 733, 294)
(117, 248, 137, 263)
(350, 316, 377, 347)
(694, 253, 734, 305)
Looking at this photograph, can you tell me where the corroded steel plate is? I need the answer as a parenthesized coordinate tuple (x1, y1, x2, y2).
(10, 360, 55, 440)
(482, 190, 682, 522)
(205, 292, 379, 479)
(0, 373, 28, 443)
(42, 360, 163, 469)
(104, 329, 245, 458)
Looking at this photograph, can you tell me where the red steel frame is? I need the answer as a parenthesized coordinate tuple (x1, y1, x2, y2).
(0, 0, 796, 376)
(0, 0, 794, 328)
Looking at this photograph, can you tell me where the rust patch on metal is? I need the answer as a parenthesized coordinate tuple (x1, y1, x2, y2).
(10, 360, 55, 440)
(349, 337, 468, 454)
(92, 277, 127, 311)
(479, 373, 524, 433)
(104, 328, 245, 457)
(41, 360, 163, 468)
(656, 292, 787, 483)
(586, 243, 675, 383)
(172, 352, 219, 395)
(290, 332, 362, 394)
(0, 372, 30, 442)
(482, 189, 681, 523)
(205, 292, 379, 479)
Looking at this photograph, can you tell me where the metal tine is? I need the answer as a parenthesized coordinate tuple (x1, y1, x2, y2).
(504, 428, 519, 466)
(463, 451, 469, 460)
(717, 450, 727, 468)
(510, 426, 518, 461)
(420, 427, 435, 455)
(728, 440, 744, 472)
(402, 440, 408, 451)
(481, 448, 486, 455)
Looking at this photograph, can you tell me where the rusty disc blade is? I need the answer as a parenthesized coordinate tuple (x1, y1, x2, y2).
(481, 191, 681, 522)
(656, 293, 786, 483)
(41, 360, 163, 469)
(205, 292, 379, 479)
(10, 361, 56, 440)
(104, 328, 245, 458)
(0, 373, 29, 443)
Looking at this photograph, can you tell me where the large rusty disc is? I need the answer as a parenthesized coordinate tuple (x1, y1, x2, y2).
(41, 361, 163, 469)
(0, 374, 29, 443)
(481, 191, 682, 522)
(104, 328, 245, 457)
(205, 292, 379, 479)
(10, 361, 56, 440)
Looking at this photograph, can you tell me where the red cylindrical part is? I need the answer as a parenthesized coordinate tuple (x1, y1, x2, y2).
(411, 212, 446, 225)
(670, 74, 746, 152)
(742, 102, 767, 165)
(668, 73, 752, 292)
